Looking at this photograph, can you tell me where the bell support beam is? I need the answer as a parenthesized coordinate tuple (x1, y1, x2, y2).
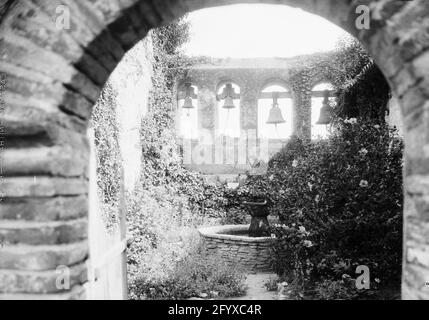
(259, 92, 292, 99)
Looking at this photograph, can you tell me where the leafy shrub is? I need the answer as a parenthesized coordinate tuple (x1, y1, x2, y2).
(314, 279, 359, 300)
(240, 119, 403, 290)
(220, 207, 248, 225)
(264, 276, 281, 292)
(270, 224, 315, 287)
(91, 82, 122, 230)
(129, 244, 247, 300)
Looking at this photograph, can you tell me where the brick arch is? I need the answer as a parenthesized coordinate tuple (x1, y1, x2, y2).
(1, 0, 428, 299)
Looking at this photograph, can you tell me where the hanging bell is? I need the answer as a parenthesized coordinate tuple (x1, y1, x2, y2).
(316, 94, 334, 125)
(223, 96, 236, 109)
(182, 96, 194, 109)
(266, 93, 285, 125)
(266, 105, 286, 125)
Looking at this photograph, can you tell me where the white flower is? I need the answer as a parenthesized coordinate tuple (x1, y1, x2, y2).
(374, 125, 380, 129)
(344, 118, 357, 124)
(210, 291, 219, 297)
(359, 148, 368, 156)
(200, 293, 208, 298)
(292, 160, 298, 168)
(299, 226, 306, 233)
(375, 278, 381, 284)
(359, 180, 369, 188)
(303, 240, 314, 248)
(315, 194, 320, 203)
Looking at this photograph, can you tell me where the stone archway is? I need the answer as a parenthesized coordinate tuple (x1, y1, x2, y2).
(0, 0, 428, 299)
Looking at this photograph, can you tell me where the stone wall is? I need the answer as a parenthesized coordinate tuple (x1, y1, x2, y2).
(199, 225, 274, 272)
(180, 56, 338, 175)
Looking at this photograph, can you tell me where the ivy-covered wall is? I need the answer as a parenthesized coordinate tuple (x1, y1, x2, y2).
(90, 36, 154, 229)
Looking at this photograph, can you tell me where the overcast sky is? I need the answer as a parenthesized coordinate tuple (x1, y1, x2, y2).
(183, 4, 350, 58)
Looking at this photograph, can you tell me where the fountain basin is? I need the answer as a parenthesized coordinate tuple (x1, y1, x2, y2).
(198, 225, 274, 272)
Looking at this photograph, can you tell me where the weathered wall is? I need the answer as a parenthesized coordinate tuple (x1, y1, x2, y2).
(102, 36, 153, 191)
(181, 57, 337, 175)
(387, 95, 404, 136)
(85, 36, 153, 299)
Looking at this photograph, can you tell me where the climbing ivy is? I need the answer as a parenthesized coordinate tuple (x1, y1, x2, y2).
(284, 36, 389, 129)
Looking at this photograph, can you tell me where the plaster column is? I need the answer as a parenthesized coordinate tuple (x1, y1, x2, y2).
(240, 82, 260, 167)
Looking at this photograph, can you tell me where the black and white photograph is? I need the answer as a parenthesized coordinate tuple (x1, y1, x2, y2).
(0, 0, 428, 307)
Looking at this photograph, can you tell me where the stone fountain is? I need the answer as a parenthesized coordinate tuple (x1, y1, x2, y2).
(198, 196, 273, 272)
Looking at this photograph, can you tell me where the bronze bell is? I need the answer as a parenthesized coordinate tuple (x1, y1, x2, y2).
(223, 96, 235, 109)
(182, 96, 194, 109)
(316, 92, 334, 125)
(266, 106, 286, 125)
(266, 92, 285, 125)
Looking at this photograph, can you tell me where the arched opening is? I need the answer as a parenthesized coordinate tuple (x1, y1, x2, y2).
(311, 82, 336, 140)
(216, 82, 241, 137)
(258, 83, 293, 140)
(177, 82, 199, 139)
(0, 0, 428, 300)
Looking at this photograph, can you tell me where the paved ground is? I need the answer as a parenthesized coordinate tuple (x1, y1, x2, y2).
(227, 273, 279, 300)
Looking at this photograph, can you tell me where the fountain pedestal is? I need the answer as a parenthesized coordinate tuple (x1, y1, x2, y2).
(243, 200, 270, 237)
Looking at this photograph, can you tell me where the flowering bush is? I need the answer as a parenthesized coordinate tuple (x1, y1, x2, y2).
(239, 118, 403, 294)
(314, 279, 359, 300)
(270, 224, 315, 288)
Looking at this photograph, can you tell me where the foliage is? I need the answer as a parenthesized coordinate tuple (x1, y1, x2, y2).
(314, 279, 359, 300)
(286, 36, 390, 126)
(270, 224, 315, 288)
(220, 206, 248, 225)
(264, 276, 281, 292)
(138, 17, 225, 219)
(333, 36, 391, 120)
(129, 243, 247, 300)
(332, 36, 372, 84)
(91, 82, 122, 229)
(126, 18, 244, 299)
(238, 118, 403, 295)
